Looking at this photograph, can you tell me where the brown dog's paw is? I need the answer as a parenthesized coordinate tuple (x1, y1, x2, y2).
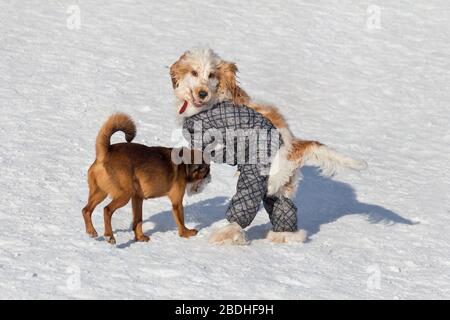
(105, 235, 116, 245)
(180, 228, 198, 238)
(135, 235, 150, 242)
(86, 229, 98, 238)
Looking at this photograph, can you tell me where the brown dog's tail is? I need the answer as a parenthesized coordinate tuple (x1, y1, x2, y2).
(95, 113, 136, 162)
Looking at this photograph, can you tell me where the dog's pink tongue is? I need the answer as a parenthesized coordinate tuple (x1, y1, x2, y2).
(179, 100, 188, 114)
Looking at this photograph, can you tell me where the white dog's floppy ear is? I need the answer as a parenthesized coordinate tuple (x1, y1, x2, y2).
(170, 52, 189, 89)
(217, 60, 250, 105)
(217, 60, 237, 93)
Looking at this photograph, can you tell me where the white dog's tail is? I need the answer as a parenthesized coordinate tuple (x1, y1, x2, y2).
(267, 140, 367, 196)
(301, 142, 368, 176)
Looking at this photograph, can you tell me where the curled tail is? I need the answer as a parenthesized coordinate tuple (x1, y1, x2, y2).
(95, 113, 136, 162)
(298, 140, 367, 176)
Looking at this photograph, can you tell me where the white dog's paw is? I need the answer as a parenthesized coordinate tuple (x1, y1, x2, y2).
(267, 230, 307, 244)
(209, 222, 248, 245)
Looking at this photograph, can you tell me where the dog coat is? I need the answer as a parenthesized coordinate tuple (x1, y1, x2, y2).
(183, 101, 298, 232)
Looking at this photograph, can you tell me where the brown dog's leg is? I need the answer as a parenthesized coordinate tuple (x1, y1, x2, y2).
(172, 201, 197, 238)
(82, 190, 107, 238)
(131, 195, 149, 242)
(168, 189, 198, 238)
(103, 196, 130, 244)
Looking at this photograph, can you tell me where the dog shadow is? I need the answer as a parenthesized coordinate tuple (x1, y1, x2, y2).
(246, 166, 416, 240)
(116, 166, 415, 247)
(115, 196, 229, 249)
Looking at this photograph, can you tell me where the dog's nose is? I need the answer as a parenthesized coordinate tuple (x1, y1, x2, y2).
(198, 90, 208, 99)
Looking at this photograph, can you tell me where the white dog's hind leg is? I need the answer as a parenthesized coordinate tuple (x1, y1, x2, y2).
(267, 230, 307, 243)
(267, 146, 298, 196)
(209, 222, 248, 245)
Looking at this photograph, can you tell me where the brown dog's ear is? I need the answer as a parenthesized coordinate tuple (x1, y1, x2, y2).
(185, 163, 197, 177)
(170, 52, 189, 89)
(217, 60, 250, 105)
(186, 163, 210, 181)
(185, 164, 203, 181)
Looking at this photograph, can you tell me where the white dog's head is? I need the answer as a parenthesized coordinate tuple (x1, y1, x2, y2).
(170, 48, 249, 118)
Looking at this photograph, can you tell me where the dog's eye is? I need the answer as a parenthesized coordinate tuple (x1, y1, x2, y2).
(191, 70, 198, 77)
(208, 73, 215, 79)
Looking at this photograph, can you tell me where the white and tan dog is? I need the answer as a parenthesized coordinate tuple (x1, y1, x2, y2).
(170, 48, 366, 244)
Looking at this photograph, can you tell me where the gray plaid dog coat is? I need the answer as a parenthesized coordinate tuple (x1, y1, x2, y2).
(183, 101, 298, 232)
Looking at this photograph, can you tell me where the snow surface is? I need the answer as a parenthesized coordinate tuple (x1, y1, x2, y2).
(1, 0, 449, 299)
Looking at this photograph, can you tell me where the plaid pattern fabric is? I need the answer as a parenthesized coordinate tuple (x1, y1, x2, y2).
(263, 195, 298, 232)
(183, 101, 281, 169)
(183, 101, 298, 232)
(226, 165, 298, 231)
(226, 164, 267, 228)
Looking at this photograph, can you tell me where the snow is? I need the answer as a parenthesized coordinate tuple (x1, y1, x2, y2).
(1, 0, 449, 299)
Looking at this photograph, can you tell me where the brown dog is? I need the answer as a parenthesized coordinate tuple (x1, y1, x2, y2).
(82, 113, 210, 244)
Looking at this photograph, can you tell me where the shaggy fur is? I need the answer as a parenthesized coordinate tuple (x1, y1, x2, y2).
(266, 230, 307, 243)
(209, 222, 247, 245)
(170, 48, 366, 244)
(169, 48, 367, 199)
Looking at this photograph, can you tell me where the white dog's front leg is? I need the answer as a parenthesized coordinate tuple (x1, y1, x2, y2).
(209, 222, 248, 245)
